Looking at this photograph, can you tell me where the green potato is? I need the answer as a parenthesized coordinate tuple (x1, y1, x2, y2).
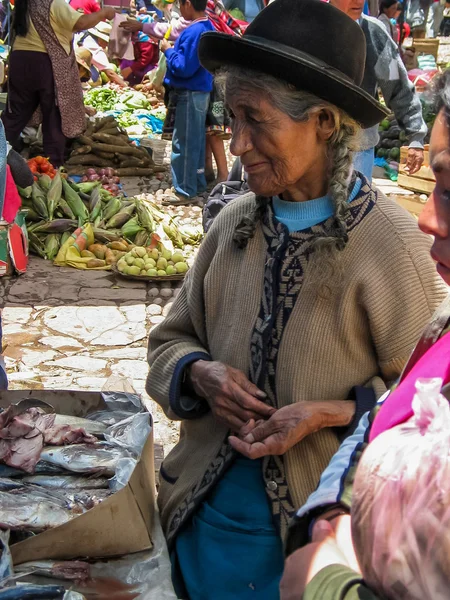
(146, 258, 156, 268)
(157, 269, 167, 276)
(171, 252, 184, 264)
(128, 265, 141, 276)
(150, 248, 159, 261)
(117, 259, 127, 272)
(156, 257, 168, 270)
(125, 254, 135, 266)
(133, 257, 145, 269)
(147, 268, 158, 277)
(161, 248, 172, 261)
(175, 262, 188, 274)
(166, 265, 177, 275)
(135, 246, 147, 258)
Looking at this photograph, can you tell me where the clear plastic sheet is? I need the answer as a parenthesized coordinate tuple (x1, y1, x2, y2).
(105, 414, 152, 456)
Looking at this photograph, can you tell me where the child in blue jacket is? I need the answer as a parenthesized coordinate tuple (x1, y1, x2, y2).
(160, 0, 214, 204)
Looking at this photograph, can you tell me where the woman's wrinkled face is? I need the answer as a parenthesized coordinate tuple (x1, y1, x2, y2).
(419, 108, 450, 285)
(226, 86, 328, 199)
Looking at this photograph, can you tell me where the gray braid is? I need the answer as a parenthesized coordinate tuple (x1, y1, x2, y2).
(233, 195, 269, 249)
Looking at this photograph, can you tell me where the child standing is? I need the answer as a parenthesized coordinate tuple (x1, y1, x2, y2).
(160, 0, 214, 205)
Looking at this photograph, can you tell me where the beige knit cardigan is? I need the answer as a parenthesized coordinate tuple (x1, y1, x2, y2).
(146, 188, 447, 544)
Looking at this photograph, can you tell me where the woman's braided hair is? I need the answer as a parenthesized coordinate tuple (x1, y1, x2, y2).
(220, 68, 360, 287)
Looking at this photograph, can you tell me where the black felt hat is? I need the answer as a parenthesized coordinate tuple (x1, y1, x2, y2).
(198, 0, 389, 128)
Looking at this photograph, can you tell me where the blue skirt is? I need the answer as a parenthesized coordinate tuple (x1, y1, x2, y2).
(174, 457, 284, 599)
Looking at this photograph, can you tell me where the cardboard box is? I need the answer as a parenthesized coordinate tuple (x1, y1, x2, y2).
(0, 389, 155, 565)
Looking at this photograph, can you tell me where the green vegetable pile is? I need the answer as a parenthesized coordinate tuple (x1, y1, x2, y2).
(84, 88, 119, 111)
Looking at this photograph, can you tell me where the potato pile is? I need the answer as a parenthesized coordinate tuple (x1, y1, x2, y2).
(117, 246, 189, 277)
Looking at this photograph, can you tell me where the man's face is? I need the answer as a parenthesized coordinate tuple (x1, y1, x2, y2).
(330, 0, 365, 20)
(418, 108, 450, 285)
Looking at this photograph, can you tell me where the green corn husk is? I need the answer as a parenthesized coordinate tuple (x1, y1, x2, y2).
(58, 197, 76, 220)
(93, 228, 121, 243)
(38, 174, 52, 192)
(135, 202, 155, 233)
(179, 225, 203, 245)
(24, 207, 42, 222)
(61, 179, 89, 222)
(46, 171, 62, 221)
(93, 214, 103, 228)
(32, 219, 78, 234)
(134, 230, 148, 247)
(106, 204, 135, 229)
(102, 197, 122, 223)
(31, 183, 49, 219)
(17, 185, 32, 199)
(20, 197, 33, 209)
(44, 234, 60, 261)
(121, 216, 143, 240)
(77, 182, 100, 194)
(28, 232, 46, 258)
(162, 220, 184, 249)
(89, 187, 102, 220)
(61, 231, 72, 246)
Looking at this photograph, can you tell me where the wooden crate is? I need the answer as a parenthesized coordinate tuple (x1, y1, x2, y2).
(412, 38, 440, 60)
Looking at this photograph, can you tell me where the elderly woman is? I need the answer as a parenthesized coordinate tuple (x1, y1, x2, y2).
(146, 0, 447, 597)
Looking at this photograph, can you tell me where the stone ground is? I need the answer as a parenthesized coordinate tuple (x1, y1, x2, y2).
(0, 142, 417, 460)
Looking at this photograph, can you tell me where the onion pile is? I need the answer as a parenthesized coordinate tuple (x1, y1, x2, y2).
(82, 168, 120, 196)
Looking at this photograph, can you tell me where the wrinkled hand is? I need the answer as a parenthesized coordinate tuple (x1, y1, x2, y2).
(160, 38, 171, 53)
(280, 520, 350, 600)
(120, 18, 143, 32)
(229, 400, 355, 459)
(189, 360, 275, 432)
(405, 148, 424, 175)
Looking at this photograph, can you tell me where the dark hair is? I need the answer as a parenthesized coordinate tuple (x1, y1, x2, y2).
(180, 0, 207, 10)
(12, 0, 30, 37)
(379, 0, 399, 14)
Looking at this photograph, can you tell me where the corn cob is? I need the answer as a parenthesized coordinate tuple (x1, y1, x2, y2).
(17, 185, 32, 199)
(89, 187, 102, 221)
(134, 230, 148, 247)
(46, 171, 62, 221)
(121, 216, 143, 240)
(61, 179, 89, 222)
(162, 219, 184, 249)
(105, 204, 135, 229)
(24, 207, 41, 222)
(101, 197, 122, 223)
(135, 202, 155, 233)
(28, 232, 46, 258)
(31, 183, 49, 219)
(38, 174, 52, 192)
(32, 219, 78, 234)
(93, 228, 121, 243)
(58, 197, 76, 220)
(44, 234, 61, 261)
(61, 231, 71, 246)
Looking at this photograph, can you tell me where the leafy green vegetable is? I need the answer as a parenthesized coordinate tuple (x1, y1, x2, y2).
(84, 88, 120, 111)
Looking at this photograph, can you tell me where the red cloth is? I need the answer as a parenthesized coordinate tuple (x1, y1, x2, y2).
(369, 332, 450, 442)
(69, 0, 100, 14)
(130, 41, 159, 73)
(3, 166, 22, 224)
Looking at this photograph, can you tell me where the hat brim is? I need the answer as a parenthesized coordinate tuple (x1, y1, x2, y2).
(199, 32, 389, 129)
(88, 29, 110, 43)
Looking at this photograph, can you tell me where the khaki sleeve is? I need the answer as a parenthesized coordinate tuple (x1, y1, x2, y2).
(52, 0, 82, 31)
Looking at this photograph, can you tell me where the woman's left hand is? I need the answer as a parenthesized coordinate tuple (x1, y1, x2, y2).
(228, 400, 355, 459)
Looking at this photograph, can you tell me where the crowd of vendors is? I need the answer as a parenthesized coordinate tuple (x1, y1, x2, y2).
(1, 0, 450, 598)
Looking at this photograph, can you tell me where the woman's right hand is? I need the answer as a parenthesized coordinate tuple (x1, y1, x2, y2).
(188, 360, 275, 432)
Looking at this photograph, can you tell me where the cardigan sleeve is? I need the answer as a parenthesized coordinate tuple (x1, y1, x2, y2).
(303, 565, 381, 600)
(146, 225, 221, 421)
